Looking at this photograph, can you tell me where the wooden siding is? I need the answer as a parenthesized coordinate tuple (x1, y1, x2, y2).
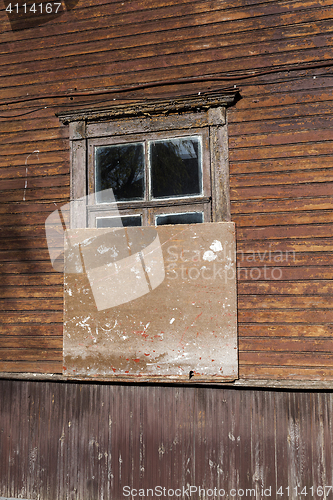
(0, 0, 333, 381)
(1, 379, 333, 499)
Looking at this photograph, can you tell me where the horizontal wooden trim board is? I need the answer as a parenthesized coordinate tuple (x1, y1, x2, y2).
(0, 325, 63, 336)
(0, 337, 62, 349)
(238, 323, 333, 337)
(238, 281, 333, 295)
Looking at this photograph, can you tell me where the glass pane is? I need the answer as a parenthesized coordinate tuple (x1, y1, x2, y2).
(96, 215, 142, 228)
(95, 143, 144, 202)
(150, 137, 201, 198)
(155, 212, 203, 225)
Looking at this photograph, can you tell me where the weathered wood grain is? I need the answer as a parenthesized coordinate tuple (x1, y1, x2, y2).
(1, 0, 333, 382)
(233, 211, 333, 226)
(0, 324, 63, 336)
(0, 299, 63, 311)
(0, 337, 62, 349)
(238, 323, 333, 337)
(231, 196, 333, 214)
(239, 338, 333, 352)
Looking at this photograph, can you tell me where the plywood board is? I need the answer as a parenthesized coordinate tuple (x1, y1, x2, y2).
(63, 222, 237, 381)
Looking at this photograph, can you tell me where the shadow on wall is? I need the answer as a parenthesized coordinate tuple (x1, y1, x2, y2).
(3, 0, 80, 31)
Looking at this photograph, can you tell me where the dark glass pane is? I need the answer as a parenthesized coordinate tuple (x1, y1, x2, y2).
(156, 212, 203, 225)
(95, 143, 144, 202)
(150, 137, 201, 198)
(96, 216, 142, 228)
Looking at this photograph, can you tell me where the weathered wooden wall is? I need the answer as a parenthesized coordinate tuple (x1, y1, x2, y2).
(0, 0, 333, 381)
(1, 379, 333, 500)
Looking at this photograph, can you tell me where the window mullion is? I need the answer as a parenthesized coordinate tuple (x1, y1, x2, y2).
(146, 139, 153, 225)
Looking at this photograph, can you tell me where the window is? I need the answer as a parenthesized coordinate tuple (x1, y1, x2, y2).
(57, 92, 239, 383)
(58, 92, 237, 229)
(88, 131, 210, 228)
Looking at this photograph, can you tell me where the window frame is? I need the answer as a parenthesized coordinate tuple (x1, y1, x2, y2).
(87, 128, 211, 227)
(57, 92, 238, 229)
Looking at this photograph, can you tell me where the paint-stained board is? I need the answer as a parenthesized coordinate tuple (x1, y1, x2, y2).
(63, 222, 237, 381)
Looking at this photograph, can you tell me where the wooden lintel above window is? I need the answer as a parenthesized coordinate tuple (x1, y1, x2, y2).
(56, 90, 239, 124)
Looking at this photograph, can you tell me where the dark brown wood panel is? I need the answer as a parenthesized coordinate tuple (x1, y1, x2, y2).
(232, 197, 333, 214)
(0, 324, 63, 335)
(0, 286, 63, 298)
(238, 323, 333, 337)
(0, 299, 63, 311)
(233, 211, 333, 226)
(0, 337, 62, 349)
(1, 381, 333, 498)
(231, 182, 333, 201)
(0, 0, 333, 381)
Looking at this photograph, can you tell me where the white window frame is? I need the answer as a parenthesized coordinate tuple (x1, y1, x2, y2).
(57, 92, 238, 229)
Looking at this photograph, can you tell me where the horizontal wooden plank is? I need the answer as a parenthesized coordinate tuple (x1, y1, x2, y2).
(0, 174, 69, 191)
(239, 351, 333, 367)
(0, 361, 62, 373)
(0, 286, 63, 298)
(238, 323, 333, 337)
(230, 141, 333, 162)
(231, 197, 333, 215)
(0, 312, 63, 323)
(1, 45, 331, 94)
(0, 261, 57, 274)
(0, 299, 63, 311)
(237, 238, 333, 254)
(0, 249, 58, 261)
(3, 2, 333, 61)
(0, 218, 55, 231)
(231, 182, 333, 201)
(0, 111, 61, 133)
(237, 264, 333, 281)
(230, 156, 333, 176)
(3, 29, 332, 81)
(0, 163, 69, 181)
(239, 337, 333, 352)
(0, 275, 62, 288)
(0, 337, 62, 349)
(0, 152, 69, 168)
(0, 187, 69, 203)
(0, 128, 69, 146)
(237, 280, 333, 295)
(232, 74, 333, 105)
(230, 170, 333, 189)
(238, 295, 333, 309)
(233, 210, 333, 227)
(1, 0, 330, 43)
(228, 100, 333, 127)
(239, 365, 333, 380)
(237, 238, 333, 253)
(0, 349, 62, 361)
(236, 224, 333, 241)
(1, 0, 330, 49)
(0, 324, 63, 336)
(0, 127, 68, 145)
(238, 309, 333, 323)
(0, 237, 48, 250)
(236, 252, 332, 267)
(230, 128, 333, 150)
(0, 59, 330, 105)
(0, 139, 68, 156)
(0, 201, 64, 215)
